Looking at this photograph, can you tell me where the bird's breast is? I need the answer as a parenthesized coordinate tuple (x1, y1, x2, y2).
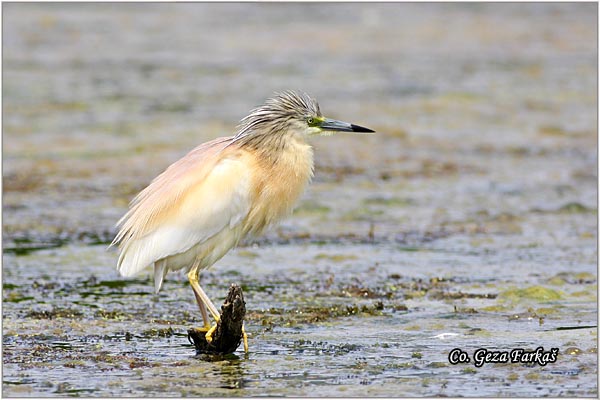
(242, 140, 314, 236)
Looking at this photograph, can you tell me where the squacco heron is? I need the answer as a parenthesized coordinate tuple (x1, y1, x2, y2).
(112, 91, 374, 353)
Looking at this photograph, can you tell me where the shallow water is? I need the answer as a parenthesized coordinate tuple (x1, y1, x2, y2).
(3, 3, 598, 397)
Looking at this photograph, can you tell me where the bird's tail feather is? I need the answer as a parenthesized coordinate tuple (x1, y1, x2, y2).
(154, 259, 168, 293)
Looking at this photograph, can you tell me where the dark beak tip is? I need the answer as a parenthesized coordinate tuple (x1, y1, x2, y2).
(351, 124, 375, 133)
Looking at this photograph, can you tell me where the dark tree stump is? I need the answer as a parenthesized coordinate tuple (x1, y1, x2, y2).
(187, 284, 246, 355)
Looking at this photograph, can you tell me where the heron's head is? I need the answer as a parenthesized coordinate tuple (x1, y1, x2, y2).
(234, 91, 374, 144)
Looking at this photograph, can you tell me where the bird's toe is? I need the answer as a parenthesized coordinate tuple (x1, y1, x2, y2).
(205, 323, 218, 343)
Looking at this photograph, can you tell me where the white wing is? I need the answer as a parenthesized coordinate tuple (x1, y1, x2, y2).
(113, 137, 252, 277)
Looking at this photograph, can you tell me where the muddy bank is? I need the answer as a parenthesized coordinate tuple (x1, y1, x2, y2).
(3, 3, 597, 397)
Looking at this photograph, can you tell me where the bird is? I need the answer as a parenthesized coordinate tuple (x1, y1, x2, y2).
(111, 91, 374, 353)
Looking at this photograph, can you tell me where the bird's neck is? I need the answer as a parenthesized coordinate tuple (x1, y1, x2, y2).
(242, 132, 314, 237)
(238, 129, 309, 162)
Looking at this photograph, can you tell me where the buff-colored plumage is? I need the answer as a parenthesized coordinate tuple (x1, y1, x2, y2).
(111, 91, 373, 352)
(114, 135, 313, 292)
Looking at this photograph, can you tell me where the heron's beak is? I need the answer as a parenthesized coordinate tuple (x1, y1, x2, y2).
(321, 118, 375, 134)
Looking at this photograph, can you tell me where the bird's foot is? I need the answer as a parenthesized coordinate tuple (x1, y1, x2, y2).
(188, 284, 246, 355)
(188, 325, 210, 336)
(204, 322, 219, 344)
(203, 320, 247, 353)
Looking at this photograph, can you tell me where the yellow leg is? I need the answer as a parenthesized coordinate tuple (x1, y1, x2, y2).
(187, 263, 249, 353)
(242, 325, 248, 353)
(192, 290, 211, 330)
(187, 265, 220, 344)
(187, 265, 220, 320)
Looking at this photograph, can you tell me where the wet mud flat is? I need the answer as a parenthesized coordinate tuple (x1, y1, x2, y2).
(3, 239, 598, 396)
(3, 2, 598, 397)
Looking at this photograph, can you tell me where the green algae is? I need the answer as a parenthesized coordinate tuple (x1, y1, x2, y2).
(499, 286, 563, 303)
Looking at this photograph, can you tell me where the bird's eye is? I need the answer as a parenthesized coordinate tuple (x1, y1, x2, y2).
(307, 117, 314, 125)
